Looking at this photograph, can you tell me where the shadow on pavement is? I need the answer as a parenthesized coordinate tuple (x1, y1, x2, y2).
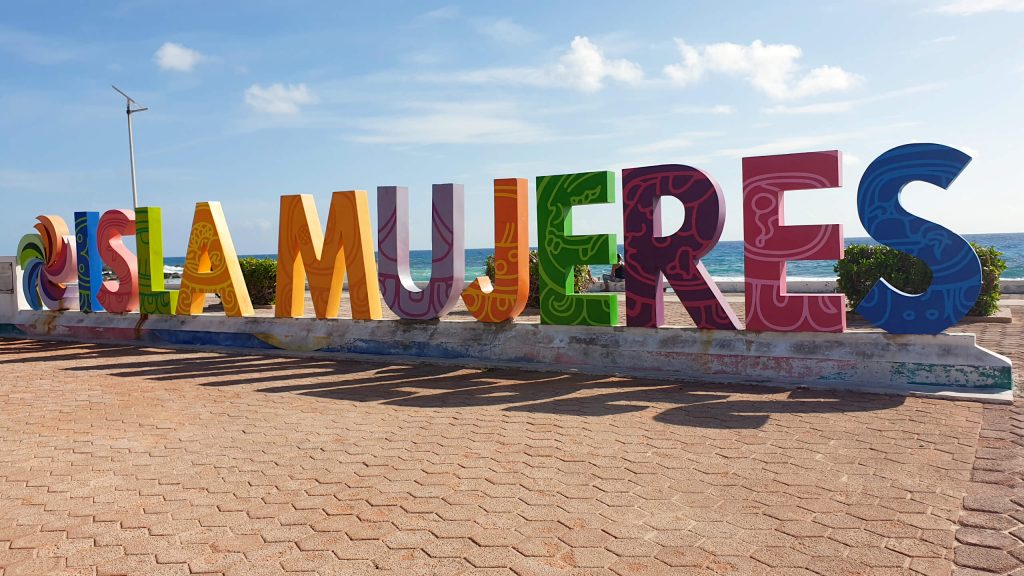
(0, 338, 906, 429)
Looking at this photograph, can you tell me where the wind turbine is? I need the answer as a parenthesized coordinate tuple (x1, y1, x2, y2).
(112, 85, 148, 208)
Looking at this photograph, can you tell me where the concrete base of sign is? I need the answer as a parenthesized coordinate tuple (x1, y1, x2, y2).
(0, 310, 1013, 404)
(0, 257, 26, 319)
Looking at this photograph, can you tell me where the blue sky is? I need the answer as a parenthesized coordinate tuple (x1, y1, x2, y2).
(1, 0, 1022, 255)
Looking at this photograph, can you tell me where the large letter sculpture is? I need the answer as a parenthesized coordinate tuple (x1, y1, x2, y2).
(74, 211, 104, 313)
(136, 207, 179, 315)
(17, 233, 46, 311)
(622, 164, 740, 329)
(176, 201, 254, 317)
(462, 178, 529, 322)
(377, 184, 465, 320)
(96, 209, 139, 313)
(856, 144, 980, 334)
(743, 151, 846, 332)
(18, 215, 78, 311)
(536, 171, 617, 326)
(277, 191, 382, 320)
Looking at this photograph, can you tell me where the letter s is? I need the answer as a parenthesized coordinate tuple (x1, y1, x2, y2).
(856, 143, 981, 334)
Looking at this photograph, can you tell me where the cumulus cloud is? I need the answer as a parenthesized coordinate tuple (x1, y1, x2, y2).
(154, 42, 204, 72)
(935, 0, 1024, 14)
(664, 39, 860, 100)
(244, 83, 316, 115)
(556, 36, 643, 91)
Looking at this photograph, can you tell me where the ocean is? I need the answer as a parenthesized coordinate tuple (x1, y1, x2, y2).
(164, 232, 1024, 283)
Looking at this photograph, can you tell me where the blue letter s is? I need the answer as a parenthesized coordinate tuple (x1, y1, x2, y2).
(856, 143, 981, 334)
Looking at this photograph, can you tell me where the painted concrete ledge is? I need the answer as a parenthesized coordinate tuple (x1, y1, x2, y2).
(0, 310, 1013, 404)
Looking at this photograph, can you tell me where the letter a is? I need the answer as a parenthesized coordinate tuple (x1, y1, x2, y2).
(176, 201, 254, 317)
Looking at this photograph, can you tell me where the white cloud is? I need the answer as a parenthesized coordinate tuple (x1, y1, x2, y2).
(762, 83, 940, 115)
(154, 42, 204, 72)
(422, 6, 459, 20)
(664, 39, 860, 100)
(621, 136, 699, 156)
(556, 36, 643, 91)
(713, 122, 919, 159)
(935, 0, 1024, 14)
(350, 102, 552, 145)
(674, 104, 735, 115)
(439, 36, 642, 92)
(763, 101, 855, 115)
(477, 19, 538, 45)
(924, 35, 958, 44)
(244, 83, 316, 115)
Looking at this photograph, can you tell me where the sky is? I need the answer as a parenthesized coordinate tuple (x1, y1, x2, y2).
(1, 0, 1022, 256)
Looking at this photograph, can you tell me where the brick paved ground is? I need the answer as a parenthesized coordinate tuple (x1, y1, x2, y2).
(953, 308, 1024, 576)
(0, 307, 1020, 575)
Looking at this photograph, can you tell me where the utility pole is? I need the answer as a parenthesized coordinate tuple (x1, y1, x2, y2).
(112, 85, 148, 208)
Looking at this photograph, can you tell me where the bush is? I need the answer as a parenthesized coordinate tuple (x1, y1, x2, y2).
(238, 257, 277, 306)
(485, 249, 595, 309)
(973, 244, 1008, 316)
(834, 243, 1006, 317)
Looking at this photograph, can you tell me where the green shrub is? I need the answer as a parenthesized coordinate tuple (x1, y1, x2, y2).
(834, 243, 1006, 317)
(485, 249, 595, 309)
(238, 257, 277, 306)
(972, 244, 1008, 316)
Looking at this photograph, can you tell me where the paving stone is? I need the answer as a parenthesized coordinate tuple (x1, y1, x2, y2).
(0, 311, 1022, 576)
(955, 544, 1020, 574)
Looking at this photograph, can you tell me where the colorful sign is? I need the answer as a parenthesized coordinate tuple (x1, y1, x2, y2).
(15, 144, 986, 335)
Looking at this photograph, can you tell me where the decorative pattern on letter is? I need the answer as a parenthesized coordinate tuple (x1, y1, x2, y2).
(377, 184, 465, 320)
(22, 215, 78, 310)
(136, 207, 179, 315)
(622, 165, 740, 329)
(175, 201, 254, 317)
(536, 171, 617, 326)
(74, 211, 104, 313)
(277, 191, 382, 320)
(16, 234, 45, 310)
(743, 151, 846, 333)
(96, 209, 139, 313)
(462, 178, 529, 323)
(856, 143, 980, 334)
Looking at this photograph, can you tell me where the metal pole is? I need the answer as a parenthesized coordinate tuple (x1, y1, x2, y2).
(113, 86, 146, 209)
(127, 104, 138, 209)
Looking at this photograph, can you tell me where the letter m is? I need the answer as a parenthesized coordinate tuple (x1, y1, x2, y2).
(276, 191, 382, 320)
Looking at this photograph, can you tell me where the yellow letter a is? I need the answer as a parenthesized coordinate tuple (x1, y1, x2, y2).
(176, 201, 254, 317)
(276, 191, 382, 319)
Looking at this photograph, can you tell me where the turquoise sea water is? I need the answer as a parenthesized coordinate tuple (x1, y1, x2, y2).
(166, 232, 1024, 283)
